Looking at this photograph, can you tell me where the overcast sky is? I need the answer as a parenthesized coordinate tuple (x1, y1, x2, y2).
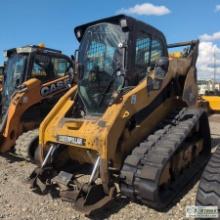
(0, 0, 219, 80)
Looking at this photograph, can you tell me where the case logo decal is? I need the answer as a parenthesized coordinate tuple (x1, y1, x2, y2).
(40, 78, 70, 97)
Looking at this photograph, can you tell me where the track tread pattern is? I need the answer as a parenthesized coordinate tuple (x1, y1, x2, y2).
(120, 108, 211, 210)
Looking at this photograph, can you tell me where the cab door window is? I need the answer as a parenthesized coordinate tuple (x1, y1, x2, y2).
(135, 35, 164, 83)
(135, 36, 151, 82)
(151, 39, 163, 64)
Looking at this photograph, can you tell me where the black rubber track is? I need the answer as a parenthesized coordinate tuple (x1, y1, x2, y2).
(120, 107, 211, 210)
(196, 146, 220, 208)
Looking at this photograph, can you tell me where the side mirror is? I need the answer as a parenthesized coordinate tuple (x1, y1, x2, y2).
(154, 57, 169, 79)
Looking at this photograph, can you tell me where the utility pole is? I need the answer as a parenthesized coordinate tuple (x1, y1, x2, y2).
(213, 47, 216, 91)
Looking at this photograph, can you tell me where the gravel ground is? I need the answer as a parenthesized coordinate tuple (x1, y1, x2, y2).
(0, 114, 219, 220)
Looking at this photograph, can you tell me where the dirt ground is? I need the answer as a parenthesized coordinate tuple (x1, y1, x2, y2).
(0, 114, 219, 220)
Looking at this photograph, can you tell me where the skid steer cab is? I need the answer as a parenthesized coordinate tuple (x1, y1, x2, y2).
(0, 44, 75, 161)
(29, 15, 211, 215)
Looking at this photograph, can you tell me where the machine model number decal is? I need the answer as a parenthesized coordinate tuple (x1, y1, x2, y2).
(131, 95, 137, 104)
(40, 78, 70, 97)
(57, 135, 85, 146)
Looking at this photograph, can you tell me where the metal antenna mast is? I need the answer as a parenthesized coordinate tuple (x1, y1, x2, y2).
(213, 47, 216, 91)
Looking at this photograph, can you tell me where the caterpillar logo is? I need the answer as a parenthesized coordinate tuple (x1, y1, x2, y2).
(40, 78, 71, 97)
(57, 135, 85, 146)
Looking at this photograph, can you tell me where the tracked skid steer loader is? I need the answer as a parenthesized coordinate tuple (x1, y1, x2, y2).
(29, 15, 211, 214)
(0, 45, 74, 162)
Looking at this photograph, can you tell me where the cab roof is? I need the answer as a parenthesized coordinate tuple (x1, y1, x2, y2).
(4, 45, 62, 57)
(74, 14, 167, 44)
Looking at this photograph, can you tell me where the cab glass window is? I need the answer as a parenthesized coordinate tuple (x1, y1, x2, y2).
(151, 39, 163, 63)
(31, 54, 51, 82)
(135, 36, 151, 81)
(86, 41, 113, 74)
(31, 55, 71, 83)
(51, 57, 72, 78)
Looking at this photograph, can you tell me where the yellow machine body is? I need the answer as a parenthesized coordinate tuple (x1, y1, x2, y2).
(30, 15, 211, 214)
(202, 95, 220, 112)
